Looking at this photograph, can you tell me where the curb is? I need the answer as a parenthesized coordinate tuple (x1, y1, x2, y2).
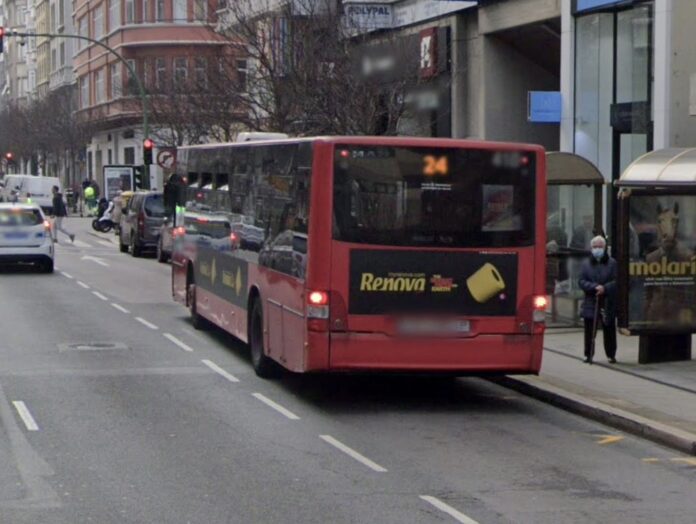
(492, 375, 696, 456)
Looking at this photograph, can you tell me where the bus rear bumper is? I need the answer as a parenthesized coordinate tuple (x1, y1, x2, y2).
(328, 333, 543, 374)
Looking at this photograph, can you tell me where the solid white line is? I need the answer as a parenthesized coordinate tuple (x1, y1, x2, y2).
(202, 359, 240, 382)
(252, 393, 300, 420)
(135, 317, 158, 330)
(164, 333, 194, 352)
(77, 281, 90, 289)
(111, 303, 130, 314)
(419, 496, 480, 524)
(97, 240, 113, 247)
(60, 271, 74, 279)
(319, 435, 387, 472)
(12, 401, 39, 431)
(92, 291, 108, 301)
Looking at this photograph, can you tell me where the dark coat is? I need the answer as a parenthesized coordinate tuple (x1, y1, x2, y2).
(578, 255, 617, 320)
(52, 193, 67, 217)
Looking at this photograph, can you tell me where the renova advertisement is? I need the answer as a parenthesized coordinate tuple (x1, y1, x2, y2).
(349, 250, 518, 315)
(627, 195, 696, 332)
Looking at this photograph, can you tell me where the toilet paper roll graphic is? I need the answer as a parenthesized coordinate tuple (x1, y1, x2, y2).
(466, 263, 506, 303)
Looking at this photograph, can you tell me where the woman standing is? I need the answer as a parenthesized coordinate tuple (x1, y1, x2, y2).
(579, 235, 617, 364)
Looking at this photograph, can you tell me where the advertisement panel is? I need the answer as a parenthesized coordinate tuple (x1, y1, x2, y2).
(349, 250, 518, 316)
(103, 166, 134, 200)
(627, 194, 696, 332)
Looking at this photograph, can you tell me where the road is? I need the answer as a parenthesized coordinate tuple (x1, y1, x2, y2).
(0, 218, 694, 524)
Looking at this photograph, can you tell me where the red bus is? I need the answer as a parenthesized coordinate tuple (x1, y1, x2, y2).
(169, 137, 547, 377)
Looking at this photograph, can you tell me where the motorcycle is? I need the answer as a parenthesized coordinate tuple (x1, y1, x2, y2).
(92, 200, 116, 233)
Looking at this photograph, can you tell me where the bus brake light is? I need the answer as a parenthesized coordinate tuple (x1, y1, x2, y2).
(307, 291, 329, 329)
(533, 295, 548, 323)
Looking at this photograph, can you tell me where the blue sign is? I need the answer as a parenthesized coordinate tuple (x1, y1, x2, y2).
(528, 91, 562, 123)
(576, 0, 625, 13)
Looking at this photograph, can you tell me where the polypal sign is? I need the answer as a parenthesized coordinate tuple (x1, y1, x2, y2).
(343, 2, 393, 32)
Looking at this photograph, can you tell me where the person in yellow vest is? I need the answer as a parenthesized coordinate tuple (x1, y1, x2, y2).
(84, 185, 96, 216)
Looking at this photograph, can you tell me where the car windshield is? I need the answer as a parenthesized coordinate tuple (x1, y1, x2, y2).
(0, 208, 43, 226)
(144, 195, 165, 217)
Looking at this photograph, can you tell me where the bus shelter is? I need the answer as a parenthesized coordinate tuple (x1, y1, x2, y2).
(616, 148, 696, 363)
(545, 152, 604, 326)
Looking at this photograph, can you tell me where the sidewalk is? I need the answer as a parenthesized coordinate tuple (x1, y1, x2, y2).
(499, 329, 696, 455)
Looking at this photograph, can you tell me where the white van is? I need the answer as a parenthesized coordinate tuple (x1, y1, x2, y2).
(0, 175, 62, 213)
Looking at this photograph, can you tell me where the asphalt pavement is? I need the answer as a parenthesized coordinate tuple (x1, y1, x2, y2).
(0, 217, 695, 523)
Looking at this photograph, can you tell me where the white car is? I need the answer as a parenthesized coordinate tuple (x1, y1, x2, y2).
(0, 203, 55, 273)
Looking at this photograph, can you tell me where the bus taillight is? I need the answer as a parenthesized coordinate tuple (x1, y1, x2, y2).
(533, 295, 548, 323)
(307, 291, 329, 331)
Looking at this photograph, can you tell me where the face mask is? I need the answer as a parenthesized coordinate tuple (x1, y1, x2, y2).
(591, 247, 604, 260)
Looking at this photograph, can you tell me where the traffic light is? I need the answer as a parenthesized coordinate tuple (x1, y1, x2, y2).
(134, 166, 145, 189)
(143, 138, 154, 165)
(5, 152, 14, 163)
(0, 27, 4, 54)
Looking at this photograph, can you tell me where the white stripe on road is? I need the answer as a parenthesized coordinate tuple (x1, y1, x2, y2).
(73, 239, 92, 248)
(60, 271, 73, 279)
(97, 240, 113, 247)
(319, 435, 387, 472)
(12, 401, 39, 431)
(164, 333, 194, 352)
(202, 359, 240, 382)
(419, 496, 480, 524)
(92, 291, 108, 301)
(135, 317, 158, 330)
(111, 303, 130, 314)
(77, 281, 90, 289)
(252, 393, 300, 420)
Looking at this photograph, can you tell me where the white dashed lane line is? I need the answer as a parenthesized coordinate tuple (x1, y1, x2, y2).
(135, 317, 159, 330)
(92, 291, 108, 301)
(73, 239, 92, 248)
(76, 281, 90, 289)
(60, 271, 73, 279)
(202, 360, 239, 382)
(419, 496, 480, 524)
(252, 393, 300, 421)
(164, 333, 195, 352)
(111, 303, 130, 314)
(12, 401, 39, 431)
(97, 240, 113, 248)
(319, 435, 387, 472)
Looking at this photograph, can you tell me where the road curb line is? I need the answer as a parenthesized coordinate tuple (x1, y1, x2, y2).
(493, 376, 696, 456)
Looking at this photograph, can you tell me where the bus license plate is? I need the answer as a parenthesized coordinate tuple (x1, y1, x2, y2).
(398, 319, 470, 335)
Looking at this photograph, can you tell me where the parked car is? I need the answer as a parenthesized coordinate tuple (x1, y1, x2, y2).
(119, 191, 166, 257)
(0, 203, 54, 272)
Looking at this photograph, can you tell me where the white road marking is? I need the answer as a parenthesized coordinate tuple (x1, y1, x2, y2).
(77, 281, 90, 289)
(12, 401, 39, 431)
(73, 239, 92, 248)
(97, 240, 113, 247)
(164, 333, 194, 352)
(60, 271, 74, 279)
(81, 255, 109, 267)
(319, 435, 387, 472)
(92, 291, 108, 301)
(111, 303, 130, 314)
(135, 317, 158, 330)
(202, 359, 240, 382)
(419, 496, 480, 524)
(252, 393, 300, 420)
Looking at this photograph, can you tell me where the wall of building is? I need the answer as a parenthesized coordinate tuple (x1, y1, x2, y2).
(479, 0, 561, 34)
(668, 0, 696, 147)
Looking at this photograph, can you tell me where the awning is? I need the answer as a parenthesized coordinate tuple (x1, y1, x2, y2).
(545, 152, 604, 185)
(617, 148, 696, 187)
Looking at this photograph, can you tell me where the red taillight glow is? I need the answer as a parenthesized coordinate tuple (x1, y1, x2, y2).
(520, 155, 530, 166)
(230, 232, 238, 242)
(533, 295, 548, 310)
(339, 149, 349, 158)
(308, 291, 329, 306)
(173, 226, 185, 237)
(43, 220, 51, 230)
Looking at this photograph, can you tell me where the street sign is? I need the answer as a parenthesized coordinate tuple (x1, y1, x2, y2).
(157, 149, 176, 169)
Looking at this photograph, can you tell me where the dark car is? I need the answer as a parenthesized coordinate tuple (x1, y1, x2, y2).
(119, 191, 166, 257)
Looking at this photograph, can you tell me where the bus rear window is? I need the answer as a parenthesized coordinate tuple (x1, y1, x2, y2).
(333, 146, 536, 247)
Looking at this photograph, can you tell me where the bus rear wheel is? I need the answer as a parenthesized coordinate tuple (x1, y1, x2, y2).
(187, 277, 209, 330)
(250, 300, 281, 379)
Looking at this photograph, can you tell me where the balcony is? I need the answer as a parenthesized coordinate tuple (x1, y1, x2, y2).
(49, 66, 74, 90)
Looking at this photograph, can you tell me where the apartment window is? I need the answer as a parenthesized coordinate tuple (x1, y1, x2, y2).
(156, 0, 165, 22)
(125, 0, 135, 23)
(155, 57, 166, 91)
(194, 0, 207, 21)
(173, 0, 186, 21)
(109, 0, 121, 30)
(126, 59, 137, 94)
(80, 76, 89, 108)
(94, 5, 104, 40)
(51, 4, 56, 31)
(59, 0, 64, 26)
(51, 49, 57, 71)
(95, 69, 106, 104)
(110, 62, 121, 98)
(174, 57, 188, 86)
(60, 42, 65, 66)
(194, 57, 207, 89)
(124, 147, 135, 165)
(236, 59, 247, 91)
(143, 0, 150, 23)
(78, 16, 88, 50)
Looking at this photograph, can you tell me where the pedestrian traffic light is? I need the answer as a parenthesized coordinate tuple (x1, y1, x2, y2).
(134, 166, 144, 189)
(143, 138, 154, 165)
(0, 27, 4, 54)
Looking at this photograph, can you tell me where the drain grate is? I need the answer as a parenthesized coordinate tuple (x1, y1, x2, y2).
(59, 342, 130, 352)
